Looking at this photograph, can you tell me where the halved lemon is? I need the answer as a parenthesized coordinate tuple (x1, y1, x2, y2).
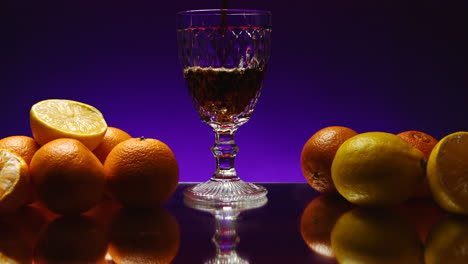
(0, 149, 30, 214)
(30, 99, 108, 150)
(427, 131, 468, 215)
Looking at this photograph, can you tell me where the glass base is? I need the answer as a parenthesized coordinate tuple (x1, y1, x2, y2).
(184, 179, 267, 204)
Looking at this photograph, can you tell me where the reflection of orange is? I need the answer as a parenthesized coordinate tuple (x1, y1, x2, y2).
(34, 215, 108, 264)
(0, 220, 33, 264)
(300, 195, 354, 258)
(93, 127, 132, 164)
(331, 207, 423, 264)
(392, 199, 446, 243)
(301, 126, 358, 194)
(397, 130, 438, 198)
(84, 196, 122, 234)
(104, 137, 179, 208)
(425, 215, 468, 264)
(29, 138, 106, 215)
(108, 208, 180, 263)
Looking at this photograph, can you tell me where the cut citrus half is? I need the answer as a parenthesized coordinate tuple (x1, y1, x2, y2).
(30, 99, 107, 150)
(427, 131, 468, 215)
(0, 149, 30, 214)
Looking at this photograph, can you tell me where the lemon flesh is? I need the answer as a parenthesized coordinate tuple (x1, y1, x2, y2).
(0, 149, 30, 214)
(30, 99, 107, 150)
(427, 132, 468, 215)
(0, 150, 22, 199)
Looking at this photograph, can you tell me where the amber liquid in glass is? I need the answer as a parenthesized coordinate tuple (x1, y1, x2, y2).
(183, 67, 265, 124)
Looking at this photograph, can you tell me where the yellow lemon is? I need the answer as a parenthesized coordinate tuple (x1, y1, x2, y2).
(331, 132, 426, 206)
(30, 99, 107, 150)
(331, 207, 423, 264)
(426, 131, 468, 215)
(424, 215, 468, 264)
(0, 149, 31, 214)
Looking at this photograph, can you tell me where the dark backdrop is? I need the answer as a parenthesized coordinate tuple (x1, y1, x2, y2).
(6, 0, 467, 182)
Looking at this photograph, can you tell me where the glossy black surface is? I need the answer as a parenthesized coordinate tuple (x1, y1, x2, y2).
(2, 183, 468, 264)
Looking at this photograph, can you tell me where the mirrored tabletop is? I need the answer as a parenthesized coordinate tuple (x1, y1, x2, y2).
(2, 183, 467, 264)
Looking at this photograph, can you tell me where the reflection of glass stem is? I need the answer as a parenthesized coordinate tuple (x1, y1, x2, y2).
(206, 207, 249, 264)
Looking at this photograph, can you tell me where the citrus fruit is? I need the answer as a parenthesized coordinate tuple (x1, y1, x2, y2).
(93, 126, 132, 163)
(107, 208, 180, 264)
(426, 131, 468, 215)
(397, 130, 438, 198)
(331, 132, 426, 206)
(0, 135, 40, 165)
(34, 216, 108, 264)
(30, 99, 108, 151)
(300, 126, 358, 194)
(0, 149, 31, 214)
(331, 207, 423, 264)
(424, 215, 468, 264)
(300, 195, 353, 258)
(29, 138, 106, 215)
(104, 137, 179, 208)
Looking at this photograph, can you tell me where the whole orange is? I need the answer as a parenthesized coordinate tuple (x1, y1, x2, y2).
(104, 137, 179, 208)
(397, 130, 438, 198)
(29, 138, 106, 215)
(0, 135, 40, 165)
(300, 126, 358, 194)
(93, 127, 132, 164)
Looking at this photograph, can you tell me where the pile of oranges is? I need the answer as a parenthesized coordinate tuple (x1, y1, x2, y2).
(0, 99, 179, 216)
(301, 126, 468, 215)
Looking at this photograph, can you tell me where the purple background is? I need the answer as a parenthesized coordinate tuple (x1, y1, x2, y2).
(7, 1, 467, 182)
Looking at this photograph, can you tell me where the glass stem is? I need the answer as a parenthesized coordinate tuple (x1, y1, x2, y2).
(211, 128, 239, 181)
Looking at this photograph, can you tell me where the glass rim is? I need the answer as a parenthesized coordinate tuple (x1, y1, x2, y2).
(177, 9, 271, 16)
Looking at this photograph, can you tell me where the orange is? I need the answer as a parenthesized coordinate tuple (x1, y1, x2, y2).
(34, 215, 108, 264)
(426, 131, 468, 215)
(93, 126, 132, 164)
(300, 195, 354, 258)
(398, 130, 438, 198)
(300, 126, 358, 194)
(331, 207, 423, 264)
(0, 135, 40, 165)
(30, 99, 108, 150)
(104, 137, 179, 208)
(107, 208, 180, 264)
(424, 215, 468, 264)
(0, 148, 31, 215)
(332, 132, 426, 206)
(29, 138, 106, 215)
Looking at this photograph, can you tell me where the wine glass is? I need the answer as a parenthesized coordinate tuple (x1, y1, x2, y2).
(177, 9, 272, 203)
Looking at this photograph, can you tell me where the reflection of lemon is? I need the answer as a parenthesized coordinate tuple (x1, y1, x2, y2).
(331, 207, 423, 264)
(426, 132, 468, 215)
(425, 215, 468, 264)
(332, 132, 426, 206)
(30, 99, 107, 150)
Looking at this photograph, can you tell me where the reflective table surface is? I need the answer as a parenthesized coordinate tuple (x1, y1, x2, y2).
(2, 183, 467, 263)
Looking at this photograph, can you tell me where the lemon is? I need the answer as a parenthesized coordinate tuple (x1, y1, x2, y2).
(426, 131, 468, 215)
(425, 215, 468, 264)
(0, 149, 30, 214)
(331, 207, 423, 264)
(30, 99, 108, 151)
(331, 132, 426, 206)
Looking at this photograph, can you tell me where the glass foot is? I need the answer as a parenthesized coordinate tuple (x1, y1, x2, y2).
(184, 179, 267, 203)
